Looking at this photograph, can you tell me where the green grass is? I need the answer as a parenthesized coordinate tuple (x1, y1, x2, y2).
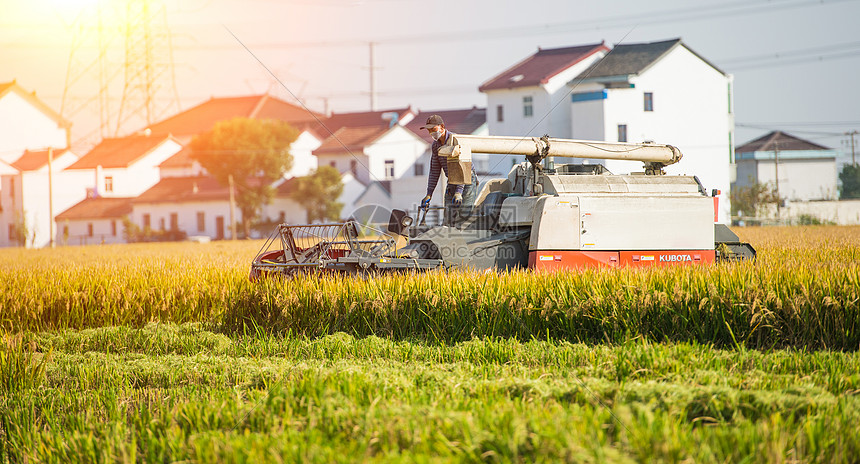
(2, 325, 860, 463)
(1, 226, 859, 462)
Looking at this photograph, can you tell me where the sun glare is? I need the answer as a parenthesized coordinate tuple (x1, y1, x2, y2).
(44, 0, 103, 19)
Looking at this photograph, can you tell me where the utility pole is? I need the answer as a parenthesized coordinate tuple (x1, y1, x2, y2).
(369, 42, 377, 111)
(774, 140, 781, 222)
(228, 174, 237, 240)
(48, 147, 55, 248)
(847, 130, 858, 166)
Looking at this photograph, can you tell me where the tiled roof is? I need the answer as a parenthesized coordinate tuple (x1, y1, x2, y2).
(736, 131, 830, 153)
(320, 107, 414, 134)
(406, 107, 486, 141)
(134, 176, 231, 204)
(144, 94, 321, 137)
(577, 39, 724, 80)
(479, 43, 608, 92)
(56, 197, 133, 221)
(67, 135, 174, 169)
(314, 126, 391, 155)
(274, 177, 297, 196)
(11, 149, 70, 171)
(159, 145, 194, 168)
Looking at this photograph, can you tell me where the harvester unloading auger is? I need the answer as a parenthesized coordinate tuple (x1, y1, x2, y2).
(250, 134, 755, 279)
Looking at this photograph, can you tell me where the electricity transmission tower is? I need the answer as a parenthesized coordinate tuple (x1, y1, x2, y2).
(60, 0, 181, 145)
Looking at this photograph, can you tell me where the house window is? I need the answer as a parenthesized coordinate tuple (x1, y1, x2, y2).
(170, 213, 178, 231)
(350, 160, 358, 176)
(496, 104, 504, 122)
(62, 225, 68, 239)
(8, 225, 15, 242)
(523, 96, 533, 117)
(329, 161, 336, 168)
(278, 211, 286, 223)
(104, 176, 114, 193)
(159, 218, 165, 231)
(644, 92, 654, 112)
(414, 163, 424, 176)
(9, 178, 14, 199)
(618, 124, 628, 143)
(87, 223, 93, 237)
(143, 214, 151, 229)
(111, 220, 117, 236)
(197, 212, 205, 232)
(384, 160, 395, 179)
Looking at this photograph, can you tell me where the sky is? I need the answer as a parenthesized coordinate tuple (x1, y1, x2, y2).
(2, 0, 859, 163)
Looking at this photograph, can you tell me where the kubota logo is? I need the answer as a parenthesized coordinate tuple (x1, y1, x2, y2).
(660, 254, 692, 262)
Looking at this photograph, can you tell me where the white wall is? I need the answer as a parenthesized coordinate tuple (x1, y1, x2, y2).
(484, 50, 605, 139)
(285, 131, 322, 178)
(160, 161, 205, 178)
(262, 196, 308, 225)
(91, 139, 183, 198)
(338, 172, 370, 220)
(56, 218, 124, 246)
(390, 172, 447, 213)
(485, 88, 548, 137)
(572, 46, 733, 222)
(0, 152, 91, 248)
(132, 200, 243, 240)
(754, 158, 838, 201)
(352, 184, 394, 216)
(0, 90, 68, 163)
(784, 199, 860, 225)
(318, 152, 371, 184)
(571, 85, 607, 140)
(365, 127, 426, 181)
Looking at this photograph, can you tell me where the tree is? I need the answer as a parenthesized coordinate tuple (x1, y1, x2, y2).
(839, 164, 860, 199)
(289, 166, 344, 223)
(10, 211, 34, 247)
(191, 117, 299, 238)
(730, 180, 780, 219)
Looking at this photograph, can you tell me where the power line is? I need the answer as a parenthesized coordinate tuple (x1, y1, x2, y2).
(719, 40, 860, 65)
(725, 49, 860, 71)
(738, 121, 860, 126)
(165, 0, 857, 50)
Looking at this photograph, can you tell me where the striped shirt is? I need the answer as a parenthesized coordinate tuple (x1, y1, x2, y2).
(426, 131, 476, 196)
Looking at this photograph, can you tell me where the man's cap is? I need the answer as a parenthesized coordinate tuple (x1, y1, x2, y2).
(420, 114, 445, 130)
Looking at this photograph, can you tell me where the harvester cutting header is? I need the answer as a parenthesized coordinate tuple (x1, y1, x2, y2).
(250, 132, 755, 279)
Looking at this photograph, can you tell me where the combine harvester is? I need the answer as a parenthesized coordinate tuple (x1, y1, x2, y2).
(250, 134, 755, 279)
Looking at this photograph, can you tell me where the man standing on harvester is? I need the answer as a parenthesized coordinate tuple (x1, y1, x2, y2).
(419, 114, 479, 226)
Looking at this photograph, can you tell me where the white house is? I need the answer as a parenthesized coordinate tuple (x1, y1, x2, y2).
(570, 39, 735, 221)
(55, 197, 132, 246)
(64, 134, 183, 198)
(0, 148, 91, 248)
(314, 124, 427, 216)
(0, 81, 70, 164)
(263, 177, 325, 225)
(479, 43, 609, 139)
(735, 131, 839, 201)
(145, 94, 324, 179)
(131, 176, 240, 240)
(480, 38, 735, 222)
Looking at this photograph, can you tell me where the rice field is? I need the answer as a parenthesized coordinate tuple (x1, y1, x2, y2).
(1, 226, 859, 462)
